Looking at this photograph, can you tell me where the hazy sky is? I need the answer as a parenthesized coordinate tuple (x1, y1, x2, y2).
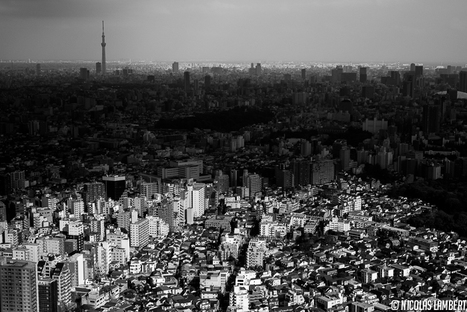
(1, 0, 466, 63)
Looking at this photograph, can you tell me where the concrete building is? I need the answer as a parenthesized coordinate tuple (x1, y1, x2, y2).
(130, 218, 150, 248)
(172, 61, 179, 72)
(189, 183, 206, 218)
(246, 173, 262, 198)
(140, 182, 160, 200)
(362, 118, 388, 134)
(38, 278, 58, 312)
(102, 175, 126, 201)
(311, 160, 335, 185)
(0, 258, 38, 312)
(246, 238, 267, 269)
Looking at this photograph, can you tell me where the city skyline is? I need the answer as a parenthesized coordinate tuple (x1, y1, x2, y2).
(1, 0, 467, 63)
(2, 3, 467, 309)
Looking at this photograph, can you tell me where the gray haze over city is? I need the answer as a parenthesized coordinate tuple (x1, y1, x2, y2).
(3, 1, 467, 312)
(1, 0, 467, 64)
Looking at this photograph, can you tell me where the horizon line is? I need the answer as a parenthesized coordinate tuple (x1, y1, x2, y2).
(0, 59, 466, 67)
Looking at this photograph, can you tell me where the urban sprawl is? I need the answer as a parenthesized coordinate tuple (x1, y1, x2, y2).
(0, 60, 467, 312)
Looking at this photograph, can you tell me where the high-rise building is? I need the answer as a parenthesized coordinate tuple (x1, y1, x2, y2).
(415, 65, 423, 78)
(249, 63, 256, 75)
(67, 199, 85, 216)
(90, 216, 105, 241)
(103, 175, 126, 201)
(275, 167, 293, 189)
(256, 63, 262, 75)
(172, 62, 179, 72)
(0, 174, 9, 195)
(66, 230, 84, 253)
(459, 70, 467, 92)
(291, 160, 311, 186)
(101, 21, 106, 75)
(38, 278, 58, 312)
(42, 195, 59, 210)
(205, 75, 212, 89)
(376, 150, 390, 170)
(130, 218, 150, 248)
(301, 68, 306, 80)
(340, 148, 351, 171)
(0, 200, 6, 222)
(189, 183, 206, 218)
(162, 199, 185, 231)
(133, 196, 147, 217)
(36, 63, 41, 76)
(68, 220, 84, 236)
(389, 71, 401, 86)
(79, 68, 89, 80)
(140, 182, 160, 200)
(10, 170, 25, 190)
(301, 140, 312, 156)
(147, 216, 170, 238)
(311, 160, 335, 185)
(36, 237, 65, 256)
(96, 242, 110, 275)
(241, 169, 249, 187)
(215, 171, 230, 194)
(229, 286, 249, 311)
(402, 73, 415, 97)
(331, 66, 343, 83)
(68, 253, 85, 287)
(359, 67, 367, 83)
(422, 105, 441, 134)
(117, 211, 131, 230)
(184, 71, 191, 93)
(195, 79, 201, 94)
(230, 169, 238, 187)
(51, 262, 72, 308)
(246, 238, 267, 269)
(96, 62, 102, 74)
(0, 171, 25, 196)
(362, 118, 388, 134)
(246, 173, 262, 198)
(122, 67, 129, 77)
(0, 258, 38, 312)
(83, 181, 106, 203)
(332, 140, 346, 159)
(21, 243, 39, 263)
